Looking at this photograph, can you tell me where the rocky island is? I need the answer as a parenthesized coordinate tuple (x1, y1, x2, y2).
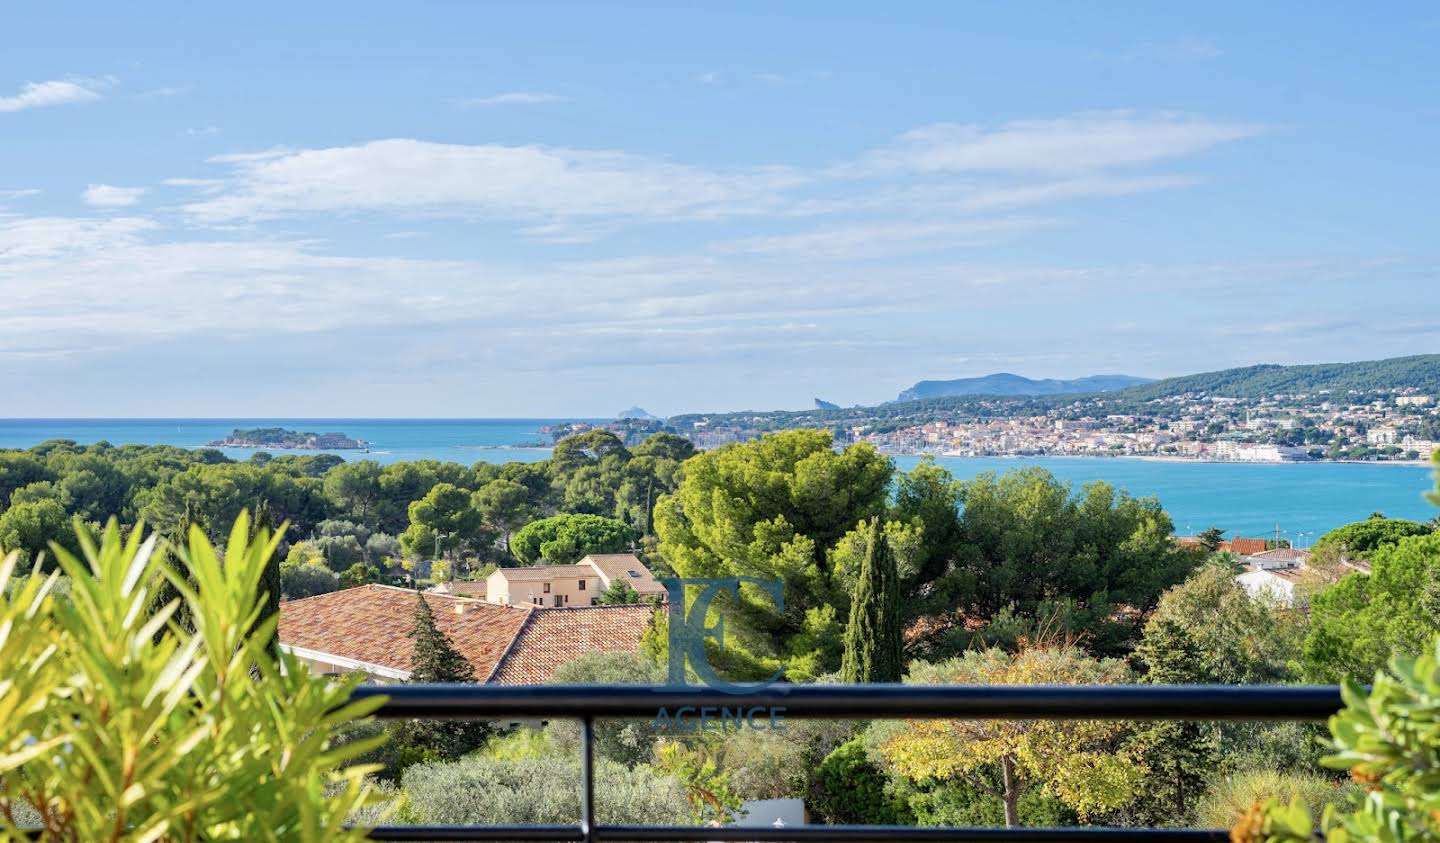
(208, 427, 367, 450)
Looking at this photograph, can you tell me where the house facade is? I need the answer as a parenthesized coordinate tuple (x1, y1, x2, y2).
(484, 553, 668, 607)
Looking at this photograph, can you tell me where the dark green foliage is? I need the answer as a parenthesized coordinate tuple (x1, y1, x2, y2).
(1312, 515, 1434, 559)
(930, 468, 1200, 658)
(280, 564, 339, 599)
(1126, 618, 1219, 825)
(595, 578, 644, 605)
(510, 513, 639, 565)
(1197, 527, 1226, 551)
(1302, 532, 1440, 682)
(812, 738, 912, 825)
(841, 517, 904, 683)
(905, 777, 1075, 828)
(390, 592, 492, 767)
(252, 499, 282, 653)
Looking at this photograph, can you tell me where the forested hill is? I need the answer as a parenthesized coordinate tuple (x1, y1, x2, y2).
(897, 373, 1150, 401)
(1114, 354, 1440, 401)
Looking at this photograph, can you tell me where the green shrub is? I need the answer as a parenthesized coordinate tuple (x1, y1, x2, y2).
(1195, 769, 1354, 830)
(812, 737, 913, 825)
(401, 754, 692, 826)
(1242, 633, 1440, 841)
(0, 515, 386, 841)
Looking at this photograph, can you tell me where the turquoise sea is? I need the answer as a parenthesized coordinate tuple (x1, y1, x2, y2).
(2, 419, 1435, 539)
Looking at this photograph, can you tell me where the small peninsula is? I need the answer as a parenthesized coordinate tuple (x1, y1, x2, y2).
(208, 427, 367, 450)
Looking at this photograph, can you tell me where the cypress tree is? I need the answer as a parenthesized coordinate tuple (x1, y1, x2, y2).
(408, 590, 478, 684)
(1127, 617, 1219, 823)
(841, 517, 904, 683)
(392, 591, 491, 762)
(251, 499, 283, 655)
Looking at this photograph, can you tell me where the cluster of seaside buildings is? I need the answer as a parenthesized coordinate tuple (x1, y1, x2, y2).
(847, 392, 1439, 462)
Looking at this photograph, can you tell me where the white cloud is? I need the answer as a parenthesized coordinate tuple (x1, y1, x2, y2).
(175, 112, 1261, 239)
(182, 138, 804, 228)
(0, 79, 103, 113)
(847, 113, 1266, 176)
(711, 217, 1058, 260)
(0, 188, 42, 201)
(82, 184, 146, 207)
(185, 125, 220, 137)
(459, 91, 568, 106)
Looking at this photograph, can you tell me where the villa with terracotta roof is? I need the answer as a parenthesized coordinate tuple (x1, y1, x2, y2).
(278, 583, 656, 683)
(484, 553, 668, 608)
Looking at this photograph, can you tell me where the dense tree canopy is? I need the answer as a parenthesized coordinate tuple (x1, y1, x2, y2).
(510, 513, 639, 566)
(1302, 532, 1440, 682)
(654, 430, 893, 678)
(1311, 514, 1434, 559)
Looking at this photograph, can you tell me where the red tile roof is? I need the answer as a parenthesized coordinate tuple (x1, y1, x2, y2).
(1227, 538, 1269, 556)
(489, 604, 658, 685)
(495, 565, 589, 581)
(279, 584, 532, 680)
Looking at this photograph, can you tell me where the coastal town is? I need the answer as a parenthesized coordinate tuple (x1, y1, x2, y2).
(846, 389, 1439, 462)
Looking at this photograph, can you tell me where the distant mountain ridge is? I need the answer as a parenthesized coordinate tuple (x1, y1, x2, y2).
(897, 373, 1152, 401)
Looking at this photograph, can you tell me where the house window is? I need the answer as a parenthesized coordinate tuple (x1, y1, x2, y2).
(627, 570, 640, 577)
(543, 582, 551, 593)
(578, 579, 586, 591)
(553, 595, 563, 607)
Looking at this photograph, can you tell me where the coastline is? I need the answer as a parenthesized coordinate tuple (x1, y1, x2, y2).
(913, 451, 1435, 467)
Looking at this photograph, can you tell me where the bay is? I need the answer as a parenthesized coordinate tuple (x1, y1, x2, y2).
(1, 419, 1434, 539)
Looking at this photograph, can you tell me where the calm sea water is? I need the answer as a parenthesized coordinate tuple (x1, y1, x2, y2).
(1, 420, 1434, 538)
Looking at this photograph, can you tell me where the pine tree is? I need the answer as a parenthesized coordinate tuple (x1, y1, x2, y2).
(391, 591, 492, 763)
(595, 578, 643, 605)
(841, 517, 904, 683)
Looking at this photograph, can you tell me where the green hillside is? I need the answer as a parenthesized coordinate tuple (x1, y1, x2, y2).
(1116, 355, 1440, 401)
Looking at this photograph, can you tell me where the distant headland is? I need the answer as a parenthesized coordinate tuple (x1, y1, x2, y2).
(208, 427, 367, 450)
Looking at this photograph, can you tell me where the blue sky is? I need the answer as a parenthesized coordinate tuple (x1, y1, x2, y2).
(2, 2, 1437, 417)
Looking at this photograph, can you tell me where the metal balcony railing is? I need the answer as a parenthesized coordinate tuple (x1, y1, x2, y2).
(353, 683, 1344, 842)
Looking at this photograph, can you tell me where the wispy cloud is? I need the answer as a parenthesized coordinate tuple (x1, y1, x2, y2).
(176, 111, 1259, 243)
(185, 125, 221, 137)
(0, 188, 42, 201)
(82, 184, 146, 207)
(459, 91, 568, 107)
(711, 217, 1058, 260)
(845, 113, 1266, 176)
(697, 71, 722, 85)
(139, 85, 190, 98)
(0, 79, 104, 113)
(181, 138, 803, 229)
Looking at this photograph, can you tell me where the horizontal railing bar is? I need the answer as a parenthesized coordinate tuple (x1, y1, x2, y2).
(353, 682, 1344, 721)
(361, 825, 1231, 841)
(363, 826, 581, 841)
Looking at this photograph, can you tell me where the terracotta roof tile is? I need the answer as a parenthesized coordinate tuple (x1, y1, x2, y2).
(1228, 538, 1269, 556)
(279, 584, 531, 680)
(579, 553, 668, 596)
(495, 565, 589, 581)
(489, 604, 658, 685)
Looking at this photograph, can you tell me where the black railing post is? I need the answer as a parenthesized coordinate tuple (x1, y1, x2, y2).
(580, 716, 596, 843)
